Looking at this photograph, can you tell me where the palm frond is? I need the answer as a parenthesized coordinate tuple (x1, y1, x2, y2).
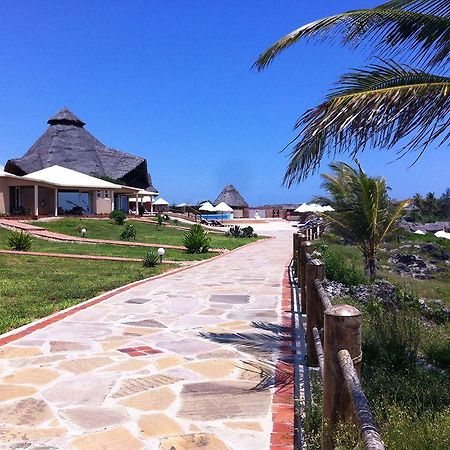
(254, 0, 450, 69)
(283, 61, 450, 185)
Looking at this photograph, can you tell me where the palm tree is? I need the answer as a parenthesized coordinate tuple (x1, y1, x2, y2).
(316, 161, 409, 277)
(254, 0, 450, 186)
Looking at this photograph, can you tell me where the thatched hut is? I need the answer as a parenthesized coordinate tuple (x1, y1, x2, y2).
(214, 184, 249, 218)
(5, 108, 157, 192)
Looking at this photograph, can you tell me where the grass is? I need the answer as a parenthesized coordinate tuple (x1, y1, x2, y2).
(0, 254, 173, 334)
(31, 218, 259, 250)
(304, 231, 450, 448)
(0, 227, 212, 262)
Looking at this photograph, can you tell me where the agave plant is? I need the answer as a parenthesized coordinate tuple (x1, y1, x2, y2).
(254, 0, 450, 185)
(142, 250, 160, 268)
(8, 231, 33, 251)
(316, 161, 409, 277)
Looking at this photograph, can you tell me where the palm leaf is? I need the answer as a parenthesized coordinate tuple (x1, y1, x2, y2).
(254, 0, 450, 69)
(283, 61, 450, 185)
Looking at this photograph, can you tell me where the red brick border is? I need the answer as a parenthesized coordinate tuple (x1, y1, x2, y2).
(270, 264, 295, 449)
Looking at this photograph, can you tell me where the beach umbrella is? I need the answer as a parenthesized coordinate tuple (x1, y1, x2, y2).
(434, 230, 450, 240)
(153, 198, 169, 206)
(215, 201, 233, 212)
(295, 203, 329, 213)
(175, 202, 187, 207)
(414, 230, 426, 235)
(199, 201, 216, 212)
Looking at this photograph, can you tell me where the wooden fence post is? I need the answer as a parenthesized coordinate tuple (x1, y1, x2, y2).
(299, 241, 313, 313)
(322, 304, 362, 450)
(305, 259, 325, 366)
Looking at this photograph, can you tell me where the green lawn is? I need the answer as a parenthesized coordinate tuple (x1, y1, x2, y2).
(0, 227, 213, 262)
(0, 255, 172, 334)
(30, 218, 258, 250)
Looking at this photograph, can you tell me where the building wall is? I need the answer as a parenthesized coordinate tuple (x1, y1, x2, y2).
(38, 187, 56, 216)
(94, 191, 112, 214)
(0, 180, 9, 215)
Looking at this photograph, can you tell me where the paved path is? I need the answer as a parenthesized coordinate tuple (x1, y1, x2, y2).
(0, 223, 294, 450)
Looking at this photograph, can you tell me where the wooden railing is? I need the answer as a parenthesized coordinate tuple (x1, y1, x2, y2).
(293, 231, 384, 450)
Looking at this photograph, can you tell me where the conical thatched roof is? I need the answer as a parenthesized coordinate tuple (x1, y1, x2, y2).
(214, 184, 248, 208)
(5, 108, 157, 192)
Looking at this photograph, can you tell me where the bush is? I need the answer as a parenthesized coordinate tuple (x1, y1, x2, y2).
(142, 250, 159, 267)
(423, 328, 450, 370)
(8, 231, 33, 251)
(120, 223, 136, 241)
(241, 226, 257, 238)
(183, 224, 211, 253)
(109, 210, 126, 225)
(227, 225, 242, 238)
(138, 204, 145, 217)
(315, 243, 366, 287)
(157, 214, 164, 226)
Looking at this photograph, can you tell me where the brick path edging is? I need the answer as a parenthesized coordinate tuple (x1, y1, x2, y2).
(270, 264, 295, 449)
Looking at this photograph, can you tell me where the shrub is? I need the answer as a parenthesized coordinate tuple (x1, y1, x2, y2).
(241, 226, 257, 238)
(315, 243, 366, 287)
(183, 224, 211, 253)
(142, 250, 159, 267)
(423, 328, 450, 371)
(109, 210, 126, 225)
(157, 214, 164, 226)
(120, 223, 136, 241)
(227, 225, 241, 238)
(138, 204, 145, 217)
(8, 231, 32, 251)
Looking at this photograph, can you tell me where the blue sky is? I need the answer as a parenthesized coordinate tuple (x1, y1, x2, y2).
(0, 0, 448, 205)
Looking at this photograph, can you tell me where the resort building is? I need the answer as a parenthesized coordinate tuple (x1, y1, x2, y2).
(1, 108, 158, 217)
(214, 184, 249, 218)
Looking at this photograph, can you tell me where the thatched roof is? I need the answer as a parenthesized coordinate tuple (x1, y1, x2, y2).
(214, 184, 248, 208)
(5, 108, 157, 192)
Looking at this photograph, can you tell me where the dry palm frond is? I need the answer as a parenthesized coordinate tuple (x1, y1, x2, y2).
(283, 61, 450, 185)
(254, 0, 450, 69)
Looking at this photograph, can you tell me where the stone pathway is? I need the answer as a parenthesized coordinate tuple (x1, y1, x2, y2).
(0, 223, 294, 449)
(0, 219, 222, 252)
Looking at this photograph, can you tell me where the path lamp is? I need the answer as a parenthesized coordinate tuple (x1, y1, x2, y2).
(157, 247, 165, 263)
(81, 228, 87, 237)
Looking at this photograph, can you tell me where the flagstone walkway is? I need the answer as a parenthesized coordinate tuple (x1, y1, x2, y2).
(0, 223, 294, 450)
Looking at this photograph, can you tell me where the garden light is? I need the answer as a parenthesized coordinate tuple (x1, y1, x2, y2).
(157, 247, 165, 263)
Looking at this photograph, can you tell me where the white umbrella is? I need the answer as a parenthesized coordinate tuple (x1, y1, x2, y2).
(414, 230, 426, 235)
(153, 197, 169, 206)
(215, 201, 233, 212)
(175, 202, 187, 207)
(199, 201, 216, 212)
(434, 230, 450, 240)
(295, 203, 330, 213)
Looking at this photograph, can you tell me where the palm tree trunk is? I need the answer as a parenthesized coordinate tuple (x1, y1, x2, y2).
(364, 254, 377, 278)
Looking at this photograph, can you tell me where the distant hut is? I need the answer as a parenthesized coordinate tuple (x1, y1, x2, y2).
(5, 108, 157, 193)
(214, 184, 249, 218)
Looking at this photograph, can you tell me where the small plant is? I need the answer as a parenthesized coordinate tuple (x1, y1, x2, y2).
(227, 225, 241, 238)
(241, 226, 257, 238)
(157, 214, 164, 226)
(8, 231, 33, 251)
(120, 223, 136, 241)
(109, 210, 126, 225)
(183, 224, 211, 253)
(142, 250, 160, 267)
